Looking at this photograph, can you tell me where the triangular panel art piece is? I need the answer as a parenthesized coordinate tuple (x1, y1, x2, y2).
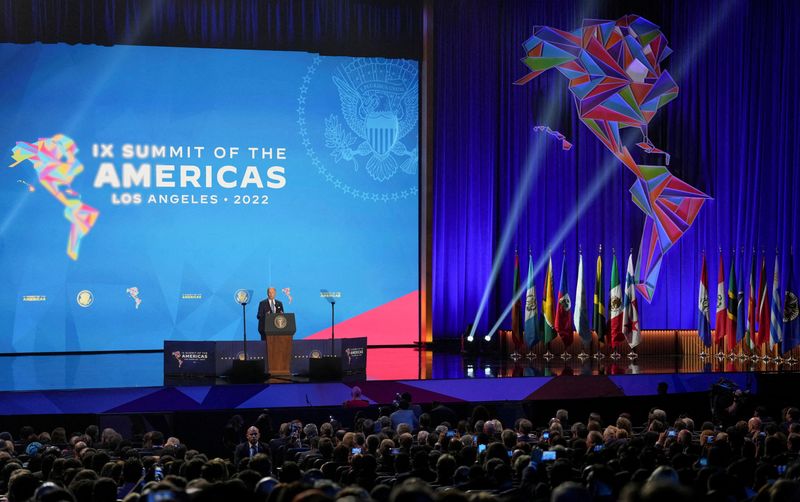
(516, 15, 710, 302)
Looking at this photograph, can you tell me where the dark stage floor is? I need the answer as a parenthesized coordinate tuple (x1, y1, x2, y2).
(0, 348, 797, 393)
(1, 346, 799, 415)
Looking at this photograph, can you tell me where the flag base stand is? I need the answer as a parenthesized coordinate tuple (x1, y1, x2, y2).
(560, 352, 572, 360)
(592, 351, 605, 360)
(786, 355, 798, 364)
(715, 351, 726, 359)
(627, 351, 638, 360)
(610, 351, 621, 360)
(543, 351, 554, 361)
(750, 354, 761, 363)
(699, 351, 708, 358)
(760, 355, 771, 363)
(509, 351, 522, 360)
(525, 351, 537, 359)
(726, 352, 737, 360)
(737, 352, 748, 361)
(771, 356, 784, 365)
(577, 351, 590, 361)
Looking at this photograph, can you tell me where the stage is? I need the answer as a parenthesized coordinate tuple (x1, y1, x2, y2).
(0, 346, 797, 416)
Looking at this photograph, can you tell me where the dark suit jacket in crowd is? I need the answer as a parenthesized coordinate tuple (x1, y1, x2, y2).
(234, 440, 269, 467)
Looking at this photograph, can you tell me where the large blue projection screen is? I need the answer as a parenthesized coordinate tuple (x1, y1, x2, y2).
(0, 44, 419, 353)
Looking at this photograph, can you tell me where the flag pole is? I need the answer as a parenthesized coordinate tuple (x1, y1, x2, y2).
(627, 247, 638, 360)
(761, 248, 770, 363)
(560, 246, 572, 361)
(728, 247, 737, 360)
(593, 243, 605, 361)
(577, 244, 590, 361)
(717, 245, 725, 360)
(749, 246, 758, 362)
(699, 249, 708, 359)
(773, 247, 783, 365)
(788, 245, 798, 364)
(738, 247, 747, 361)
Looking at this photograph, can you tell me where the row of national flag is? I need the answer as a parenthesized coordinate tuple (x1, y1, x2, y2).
(512, 249, 640, 351)
(697, 251, 799, 353)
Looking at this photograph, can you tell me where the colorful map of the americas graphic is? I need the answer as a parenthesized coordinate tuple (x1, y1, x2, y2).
(515, 15, 710, 302)
(126, 287, 142, 309)
(10, 134, 99, 260)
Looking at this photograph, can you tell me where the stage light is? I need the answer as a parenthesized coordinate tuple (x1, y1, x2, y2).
(467, 365, 474, 377)
(484, 334, 492, 342)
(483, 156, 619, 341)
(465, 0, 604, 346)
(484, 366, 492, 377)
(466, 334, 474, 343)
(466, 90, 562, 344)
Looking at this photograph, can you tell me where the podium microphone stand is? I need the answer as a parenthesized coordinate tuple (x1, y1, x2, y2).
(231, 289, 265, 383)
(330, 299, 336, 355)
(314, 290, 343, 380)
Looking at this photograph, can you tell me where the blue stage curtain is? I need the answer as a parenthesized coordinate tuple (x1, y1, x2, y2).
(0, 0, 421, 58)
(433, 0, 800, 337)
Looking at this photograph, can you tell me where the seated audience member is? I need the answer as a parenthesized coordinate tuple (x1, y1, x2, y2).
(343, 386, 370, 408)
(234, 426, 269, 468)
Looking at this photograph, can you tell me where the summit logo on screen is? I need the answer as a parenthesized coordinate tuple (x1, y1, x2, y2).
(10, 134, 100, 260)
(92, 144, 286, 189)
(298, 56, 419, 202)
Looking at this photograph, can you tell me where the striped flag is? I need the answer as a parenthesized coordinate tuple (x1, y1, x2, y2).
(609, 253, 624, 347)
(736, 259, 746, 346)
(574, 253, 591, 346)
(747, 253, 757, 350)
(542, 256, 556, 346)
(770, 254, 783, 350)
(524, 253, 540, 348)
(622, 251, 640, 348)
(726, 257, 737, 349)
(554, 254, 574, 346)
(784, 252, 799, 351)
(757, 255, 770, 347)
(698, 254, 711, 347)
(593, 252, 607, 345)
(715, 252, 728, 346)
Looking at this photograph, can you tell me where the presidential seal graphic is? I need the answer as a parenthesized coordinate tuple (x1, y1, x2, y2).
(76, 289, 94, 308)
(309, 349, 323, 359)
(234, 289, 251, 305)
(274, 314, 288, 329)
(298, 56, 419, 201)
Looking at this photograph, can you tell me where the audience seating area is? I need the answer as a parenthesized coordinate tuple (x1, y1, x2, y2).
(2, 394, 800, 502)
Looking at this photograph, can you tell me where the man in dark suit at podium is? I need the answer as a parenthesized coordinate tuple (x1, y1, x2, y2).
(257, 287, 284, 339)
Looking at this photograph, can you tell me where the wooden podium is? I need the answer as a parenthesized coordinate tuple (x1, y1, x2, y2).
(259, 313, 296, 376)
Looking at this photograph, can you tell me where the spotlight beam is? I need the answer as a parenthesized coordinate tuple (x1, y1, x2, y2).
(466, 89, 562, 343)
(484, 153, 619, 341)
